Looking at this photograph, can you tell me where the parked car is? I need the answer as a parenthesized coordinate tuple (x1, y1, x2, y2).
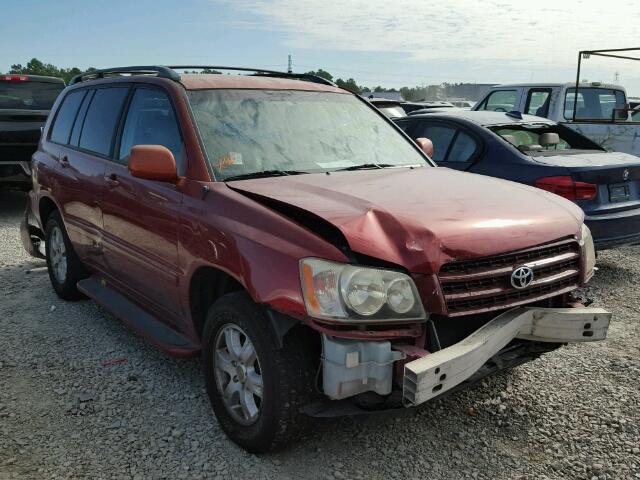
(365, 97, 406, 118)
(22, 65, 610, 453)
(473, 82, 640, 155)
(401, 100, 456, 114)
(396, 110, 640, 249)
(408, 106, 464, 116)
(445, 99, 475, 109)
(0, 74, 65, 189)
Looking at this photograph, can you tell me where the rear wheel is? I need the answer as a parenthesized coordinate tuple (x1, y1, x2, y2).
(202, 292, 317, 452)
(45, 210, 86, 300)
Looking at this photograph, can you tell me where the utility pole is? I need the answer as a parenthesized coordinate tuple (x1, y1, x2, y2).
(614, 71, 620, 84)
(287, 54, 292, 73)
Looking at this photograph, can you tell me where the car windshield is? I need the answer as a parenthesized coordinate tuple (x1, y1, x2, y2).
(491, 123, 601, 153)
(564, 87, 626, 120)
(187, 89, 428, 180)
(0, 80, 64, 110)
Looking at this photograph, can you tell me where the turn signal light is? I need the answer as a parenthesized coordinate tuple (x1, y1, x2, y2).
(534, 176, 598, 201)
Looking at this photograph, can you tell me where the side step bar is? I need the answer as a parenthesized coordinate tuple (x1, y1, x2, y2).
(77, 276, 200, 358)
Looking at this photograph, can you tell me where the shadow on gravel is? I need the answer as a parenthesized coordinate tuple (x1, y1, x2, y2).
(0, 190, 28, 220)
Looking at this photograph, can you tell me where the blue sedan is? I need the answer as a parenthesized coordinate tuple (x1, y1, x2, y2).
(395, 111, 640, 249)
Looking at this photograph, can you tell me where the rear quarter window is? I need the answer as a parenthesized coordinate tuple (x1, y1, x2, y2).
(49, 90, 86, 145)
(78, 87, 129, 156)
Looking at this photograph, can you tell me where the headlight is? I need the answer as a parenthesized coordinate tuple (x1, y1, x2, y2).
(300, 258, 426, 322)
(581, 224, 596, 279)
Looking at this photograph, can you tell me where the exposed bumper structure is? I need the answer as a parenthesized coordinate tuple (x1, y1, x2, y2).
(20, 203, 45, 259)
(403, 307, 611, 406)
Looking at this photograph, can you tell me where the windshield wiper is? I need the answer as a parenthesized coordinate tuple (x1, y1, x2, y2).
(334, 163, 395, 171)
(223, 170, 308, 181)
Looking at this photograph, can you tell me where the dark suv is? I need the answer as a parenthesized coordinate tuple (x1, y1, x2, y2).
(22, 66, 610, 452)
(0, 74, 64, 189)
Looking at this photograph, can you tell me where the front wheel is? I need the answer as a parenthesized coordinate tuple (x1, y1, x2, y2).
(44, 210, 86, 300)
(202, 293, 317, 452)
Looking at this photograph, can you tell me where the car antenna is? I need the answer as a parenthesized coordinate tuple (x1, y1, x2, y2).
(506, 111, 523, 119)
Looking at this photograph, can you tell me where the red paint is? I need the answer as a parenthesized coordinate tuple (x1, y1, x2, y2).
(29, 74, 588, 356)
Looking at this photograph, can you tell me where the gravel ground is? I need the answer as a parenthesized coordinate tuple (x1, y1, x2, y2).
(1, 190, 639, 480)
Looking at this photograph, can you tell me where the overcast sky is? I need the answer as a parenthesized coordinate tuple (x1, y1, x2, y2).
(3, 0, 639, 94)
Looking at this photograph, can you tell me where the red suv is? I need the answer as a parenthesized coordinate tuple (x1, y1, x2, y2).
(21, 66, 611, 452)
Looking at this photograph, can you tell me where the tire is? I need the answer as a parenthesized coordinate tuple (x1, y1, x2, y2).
(44, 210, 87, 300)
(202, 292, 317, 453)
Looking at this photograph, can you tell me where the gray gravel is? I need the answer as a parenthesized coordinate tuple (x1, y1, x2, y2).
(1, 190, 639, 480)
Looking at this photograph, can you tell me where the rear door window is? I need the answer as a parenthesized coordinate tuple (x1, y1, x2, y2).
(479, 90, 518, 112)
(414, 124, 456, 162)
(447, 131, 478, 162)
(78, 87, 129, 156)
(49, 90, 86, 145)
(118, 87, 184, 172)
(525, 89, 552, 117)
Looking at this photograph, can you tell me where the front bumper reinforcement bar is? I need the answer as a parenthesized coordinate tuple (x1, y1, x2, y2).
(403, 307, 611, 406)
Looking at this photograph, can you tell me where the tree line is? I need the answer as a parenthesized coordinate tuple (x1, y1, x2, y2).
(6, 58, 485, 101)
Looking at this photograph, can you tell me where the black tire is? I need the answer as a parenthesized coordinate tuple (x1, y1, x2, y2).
(44, 210, 87, 300)
(202, 292, 317, 453)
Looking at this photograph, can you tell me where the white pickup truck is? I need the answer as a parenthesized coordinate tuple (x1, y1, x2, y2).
(474, 82, 640, 156)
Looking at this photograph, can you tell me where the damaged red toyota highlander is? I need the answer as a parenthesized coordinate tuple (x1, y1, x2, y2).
(21, 66, 611, 452)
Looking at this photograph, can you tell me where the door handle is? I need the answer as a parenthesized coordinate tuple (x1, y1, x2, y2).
(59, 155, 70, 168)
(104, 173, 120, 187)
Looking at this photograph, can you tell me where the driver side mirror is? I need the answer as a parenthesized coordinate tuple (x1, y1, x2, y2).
(129, 145, 177, 183)
(415, 137, 434, 158)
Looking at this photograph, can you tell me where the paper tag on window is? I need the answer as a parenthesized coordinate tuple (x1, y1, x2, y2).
(217, 152, 243, 170)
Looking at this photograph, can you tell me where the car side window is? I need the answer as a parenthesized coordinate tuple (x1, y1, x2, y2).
(78, 87, 129, 156)
(69, 90, 94, 147)
(480, 90, 517, 112)
(448, 131, 478, 162)
(415, 124, 456, 162)
(525, 89, 552, 117)
(118, 88, 184, 173)
(49, 90, 86, 145)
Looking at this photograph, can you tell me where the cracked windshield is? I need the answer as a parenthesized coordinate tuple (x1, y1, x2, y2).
(187, 89, 428, 180)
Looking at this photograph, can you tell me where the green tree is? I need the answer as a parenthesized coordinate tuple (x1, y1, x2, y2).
(335, 77, 361, 94)
(8, 58, 94, 84)
(305, 69, 333, 82)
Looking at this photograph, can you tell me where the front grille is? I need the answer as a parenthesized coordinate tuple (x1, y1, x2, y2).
(439, 238, 581, 316)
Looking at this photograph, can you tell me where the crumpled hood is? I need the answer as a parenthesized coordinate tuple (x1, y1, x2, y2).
(228, 167, 584, 273)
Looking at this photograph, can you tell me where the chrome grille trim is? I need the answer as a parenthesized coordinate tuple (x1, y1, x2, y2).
(439, 238, 581, 316)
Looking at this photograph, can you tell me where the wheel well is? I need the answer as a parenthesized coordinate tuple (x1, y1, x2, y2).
(39, 197, 58, 227)
(189, 266, 244, 339)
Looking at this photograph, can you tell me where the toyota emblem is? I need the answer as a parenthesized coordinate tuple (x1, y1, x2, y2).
(511, 266, 534, 289)
(623, 169, 630, 181)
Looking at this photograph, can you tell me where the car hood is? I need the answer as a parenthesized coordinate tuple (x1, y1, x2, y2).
(228, 167, 584, 273)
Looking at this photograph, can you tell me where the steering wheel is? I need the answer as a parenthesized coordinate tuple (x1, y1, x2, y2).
(494, 107, 507, 112)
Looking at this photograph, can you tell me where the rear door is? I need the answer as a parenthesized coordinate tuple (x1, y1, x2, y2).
(408, 120, 481, 171)
(101, 86, 185, 321)
(51, 86, 130, 268)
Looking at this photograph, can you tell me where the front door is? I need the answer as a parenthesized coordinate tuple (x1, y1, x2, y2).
(101, 86, 186, 321)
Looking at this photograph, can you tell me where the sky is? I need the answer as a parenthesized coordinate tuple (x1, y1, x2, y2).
(2, 0, 640, 95)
